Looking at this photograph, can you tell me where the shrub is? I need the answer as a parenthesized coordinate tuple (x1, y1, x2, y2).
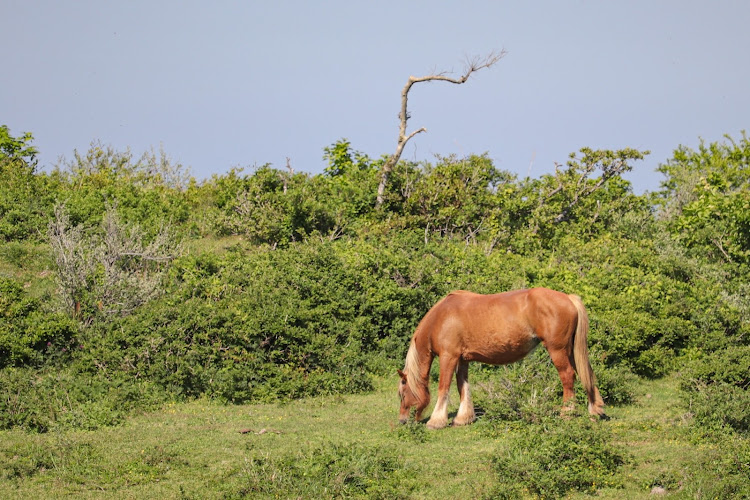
(679, 345, 750, 390)
(680, 346, 750, 435)
(472, 351, 561, 425)
(472, 351, 637, 426)
(231, 442, 418, 499)
(393, 421, 431, 443)
(489, 419, 628, 499)
(657, 436, 750, 498)
(589, 364, 638, 406)
(0, 278, 78, 368)
(78, 240, 388, 402)
(686, 382, 750, 435)
(0, 367, 168, 432)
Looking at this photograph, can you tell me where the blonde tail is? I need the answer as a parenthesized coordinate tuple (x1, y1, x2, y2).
(569, 294, 605, 416)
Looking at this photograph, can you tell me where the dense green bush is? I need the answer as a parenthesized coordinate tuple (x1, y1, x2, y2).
(589, 363, 639, 406)
(0, 367, 168, 432)
(231, 442, 418, 498)
(0, 278, 78, 368)
(472, 350, 637, 426)
(209, 143, 381, 246)
(679, 346, 750, 434)
(51, 143, 193, 232)
(76, 240, 396, 402)
(656, 133, 750, 264)
(489, 419, 628, 498)
(0, 127, 57, 242)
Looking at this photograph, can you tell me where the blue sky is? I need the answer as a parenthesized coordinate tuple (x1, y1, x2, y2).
(2, 1, 748, 193)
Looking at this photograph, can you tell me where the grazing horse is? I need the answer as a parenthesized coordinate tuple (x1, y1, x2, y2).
(397, 288, 605, 429)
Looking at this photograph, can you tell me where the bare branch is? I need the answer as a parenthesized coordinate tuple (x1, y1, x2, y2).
(283, 157, 293, 194)
(376, 50, 506, 206)
(47, 203, 181, 319)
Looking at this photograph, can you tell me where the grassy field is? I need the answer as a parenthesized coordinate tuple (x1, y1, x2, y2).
(2, 371, 742, 499)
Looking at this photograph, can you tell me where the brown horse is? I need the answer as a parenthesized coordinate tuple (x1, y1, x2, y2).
(397, 288, 605, 429)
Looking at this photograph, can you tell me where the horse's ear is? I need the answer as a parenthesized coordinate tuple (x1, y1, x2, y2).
(397, 369, 406, 380)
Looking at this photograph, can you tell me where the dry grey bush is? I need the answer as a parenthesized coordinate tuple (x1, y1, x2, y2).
(47, 203, 181, 319)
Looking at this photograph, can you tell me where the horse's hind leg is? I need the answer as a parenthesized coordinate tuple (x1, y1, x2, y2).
(453, 358, 475, 426)
(426, 354, 459, 430)
(548, 347, 577, 416)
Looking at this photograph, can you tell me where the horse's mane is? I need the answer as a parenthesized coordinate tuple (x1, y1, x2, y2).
(404, 340, 424, 402)
(404, 293, 463, 402)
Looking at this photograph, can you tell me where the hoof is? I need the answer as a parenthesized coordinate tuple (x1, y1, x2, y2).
(559, 402, 577, 419)
(452, 416, 476, 427)
(426, 419, 448, 430)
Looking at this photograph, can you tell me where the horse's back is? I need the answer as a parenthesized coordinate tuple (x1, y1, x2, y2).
(440, 287, 573, 315)
(425, 288, 578, 363)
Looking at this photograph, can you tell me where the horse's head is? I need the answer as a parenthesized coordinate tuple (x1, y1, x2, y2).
(397, 368, 427, 424)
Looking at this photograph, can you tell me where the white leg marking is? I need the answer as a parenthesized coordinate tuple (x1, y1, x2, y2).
(426, 394, 449, 429)
(454, 381, 475, 426)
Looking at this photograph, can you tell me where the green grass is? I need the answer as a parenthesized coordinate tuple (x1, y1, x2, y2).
(0, 375, 746, 499)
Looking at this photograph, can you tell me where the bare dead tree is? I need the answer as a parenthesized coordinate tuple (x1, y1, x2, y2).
(376, 50, 506, 206)
(282, 157, 294, 194)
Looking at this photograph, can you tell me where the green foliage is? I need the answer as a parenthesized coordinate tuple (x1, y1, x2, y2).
(0, 278, 78, 368)
(0, 125, 38, 161)
(472, 351, 561, 425)
(1, 127, 748, 442)
(473, 350, 637, 426)
(680, 345, 750, 390)
(514, 147, 649, 250)
(657, 132, 750, 264)
(52, 143, 193, 232)
(77, 241, 386, 402)
(680, 346, 750, 435)
(231, 442, 418, 499)
(403, 154, 512, 240)
(216, 164, 362, 246)
(0, 241, 33, 269)
(0, 126, 54, 241)
(323, 138, 374, 177)
(489, 419, 628, 499)
(0, 366, 168, 432)
(590, 363, 639, 406)
(393, 420, 431, 443)
(1, 134, 196, 243)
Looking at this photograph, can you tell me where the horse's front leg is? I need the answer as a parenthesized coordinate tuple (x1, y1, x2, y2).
(453, 358, 475, 426)
(426, 355, 459, 430)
